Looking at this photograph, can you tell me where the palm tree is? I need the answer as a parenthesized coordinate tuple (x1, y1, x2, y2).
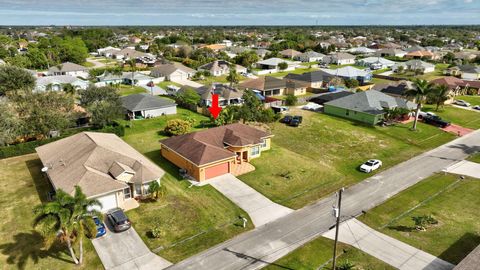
(71, 186, 101, 264)
(33, 189, 79, 264)
(128, 59, 136, 86)
(431, 84, 451, 111)
(405, 79, 434, 131)
(226, 67, 240, 87)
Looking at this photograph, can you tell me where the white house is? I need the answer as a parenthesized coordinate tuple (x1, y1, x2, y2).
(121, 93, 177, 119)
(347, 47, 376, 55)
(322, 52, 356, 65)
(47, 62, 89, 78)
(294, 51, 325, 62)
(374, 49, 407, 58)
(35, 75, 89, 92)
(150, 63, 196, 81)
(255, 58, 298, 74)
(198, 60, 247, 77)
(392, 60, 435, 73)
(458, 65, 480, 80)
(356, 57, 396, 69)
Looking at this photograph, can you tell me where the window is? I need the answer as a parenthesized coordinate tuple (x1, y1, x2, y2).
(124, 187, 131, 199)
(251, 146, 260, 156)
(261, 139, 267, 148)
(346, 110, 350, 116)
(135, 184, 142, 196)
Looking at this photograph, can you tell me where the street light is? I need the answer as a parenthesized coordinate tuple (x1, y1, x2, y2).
(332, 187, 344, 270)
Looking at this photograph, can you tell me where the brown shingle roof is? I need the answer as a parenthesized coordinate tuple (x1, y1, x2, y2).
(36, 132, 165, 197)
(430, 77, 465, 89)
(160, 123, 272, 166)
(239, 76, 286, 91)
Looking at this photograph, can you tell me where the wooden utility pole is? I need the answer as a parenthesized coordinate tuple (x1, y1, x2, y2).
(332, 187, 344, 270)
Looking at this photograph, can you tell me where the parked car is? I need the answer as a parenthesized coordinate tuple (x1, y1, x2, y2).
(454, 100, 471, 107)
(423, 115, 450, 128)
(281, 115, 293, 124)
(417, 111, 436, 119)
(293, 115, 303, 124)
(360, 159, 382, 173)
(107, 208, 131, 232)
(289, 118, 300, 127)
(473, 105, 480, 110)
(93, 216, 107, 238)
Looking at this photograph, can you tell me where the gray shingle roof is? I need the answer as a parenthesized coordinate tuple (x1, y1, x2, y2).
(325, 90, 416, 115)
(121, 93, 176, 112)
(48, 62, 88, 72)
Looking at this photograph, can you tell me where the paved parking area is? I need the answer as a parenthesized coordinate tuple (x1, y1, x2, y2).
(323, 219, 454, 270)
(207, 174, 293, 227)
(92, 223, 172, 270)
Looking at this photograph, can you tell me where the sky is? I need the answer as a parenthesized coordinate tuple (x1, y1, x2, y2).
(0, 0, 479, 26)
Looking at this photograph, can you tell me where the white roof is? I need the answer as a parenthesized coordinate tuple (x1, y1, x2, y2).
(347, 47, 376, 54)
(320, 66, 370, 77)
(358, 57, 395, 65)
(36, 75, 87, 86)
(257, 57, 296, 66)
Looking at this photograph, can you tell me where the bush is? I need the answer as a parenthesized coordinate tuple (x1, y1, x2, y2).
(96, 124, 125, 137)
(164, 119, 192, 136)
(150, 226, 163, 238)
(284, 94, 298, 106)
(0, 137, 60, 159)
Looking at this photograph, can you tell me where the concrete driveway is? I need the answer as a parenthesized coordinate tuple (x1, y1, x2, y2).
(92, 223, 172, 270)
(207, 174, 293, 227)
(171, 79, 203, 88)
(323, 219, 454, 270)
(446, 160, 480, 178)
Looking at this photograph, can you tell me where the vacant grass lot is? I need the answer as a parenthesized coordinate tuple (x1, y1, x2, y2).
(117, 84, 148, 96)
(264, 236, 394, 270)
(423, 104, 480, 129)
(239, 109, 455, 209)
(390, 63, 449, 81)
(456, 95, 480, 106)
(358, 173, 480, 264)
(120, 109, 254, 262)
(157, 81, 182, 90)
(0, 154, 102, 270)
(265, 67, 319, 78)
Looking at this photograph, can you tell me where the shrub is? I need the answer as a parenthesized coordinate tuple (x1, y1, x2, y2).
(284, 94, 298, 106)
(412, 214, 438, 231)
(150, 226, 163, 238)
(164, 119, 192, 136)
(96, 124, 125, 137)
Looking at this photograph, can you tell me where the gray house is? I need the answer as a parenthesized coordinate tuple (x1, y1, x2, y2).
(121, 93, 177, 120)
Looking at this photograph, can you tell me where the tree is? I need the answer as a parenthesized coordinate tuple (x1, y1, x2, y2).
(405, 79, 434, 131)
(0, 65, 36, 95)
(344, 78, 359, 89)
(278, 62, 288, 71)
(164, 119, 192, 136)
(233, 51, 259, 69)
(238, 90, 263, 122)
(429, 84, 451, 111)
(397, 65, 405, 74)
(148, 180, 166, 200)
(80, 86, 123, 127)
(176, 87, 201, 106)
(0, 101, 22, 145)
(226, 67, 240, 87)
(285, 94, 298, 106)
(213, 105, 240, 126)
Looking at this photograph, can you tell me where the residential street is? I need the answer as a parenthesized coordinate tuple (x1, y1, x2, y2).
(322, 218, 454, 270)
(166, 129, 480, 270)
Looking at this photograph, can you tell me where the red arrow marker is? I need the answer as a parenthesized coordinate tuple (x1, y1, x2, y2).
(209, 94, 222, 119)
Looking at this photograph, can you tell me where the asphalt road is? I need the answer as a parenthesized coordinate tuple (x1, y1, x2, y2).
(166, 130, 480, 270)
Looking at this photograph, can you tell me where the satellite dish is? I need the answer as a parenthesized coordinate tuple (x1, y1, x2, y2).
(41, 167, 49, 173)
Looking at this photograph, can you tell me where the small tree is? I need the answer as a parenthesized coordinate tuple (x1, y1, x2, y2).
(226, 67, 241, 87)
(148, 180, 166, 200)
(285, 94, 298, 106)
(164, 119, 192, 136)
(80, 86, 123, 127)
(412, 214, 438, 231)
(336, 260, 355, 270)
(176, 87, 201, 107)
(397, 65, 405, 74)
(344, 78, 360, 89)
(0, 65, 36, 95)
(278, 62, 288, 71)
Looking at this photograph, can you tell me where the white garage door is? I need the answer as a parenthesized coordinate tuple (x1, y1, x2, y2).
(170, 73, 184, 81)
(90, 193, 118, 213)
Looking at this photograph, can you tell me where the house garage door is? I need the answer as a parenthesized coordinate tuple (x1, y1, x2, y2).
(93, 193, 118, 213)
(170, 73, 185, 81)
(205, 162, 230, 180)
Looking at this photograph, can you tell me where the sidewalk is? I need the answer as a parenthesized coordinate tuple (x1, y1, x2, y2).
(446, 160, 480, 178)
(322, 219, 454, 270)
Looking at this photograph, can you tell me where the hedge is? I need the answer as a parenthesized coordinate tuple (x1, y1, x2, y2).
(0, 124, 125, 159)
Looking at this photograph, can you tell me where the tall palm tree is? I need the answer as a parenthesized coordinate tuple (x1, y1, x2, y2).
(33, 190, 79, 264)
(431, 84, 451, 111)
(405, 79, 434, 131)
(226, 67, 240, 87)
(71, 186, 101, 264)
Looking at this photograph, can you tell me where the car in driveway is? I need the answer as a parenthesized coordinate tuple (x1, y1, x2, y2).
(417, 111, 436, 119)
(360, 159, 382, 173)
(281, 115, 293, 124)
(107, 208, 132, 232)
(423, 115, 450, 128)
(289, 118, 300, 127)
(454, 100, 471, 107)
(93, 216, 107, 238)
(473, 105, 480, 111)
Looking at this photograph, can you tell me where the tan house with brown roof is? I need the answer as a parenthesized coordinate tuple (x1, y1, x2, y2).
(160, 123, 273, 181)
(36, 132, 165, 212)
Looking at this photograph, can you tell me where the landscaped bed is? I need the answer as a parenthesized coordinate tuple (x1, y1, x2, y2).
(358, 173, 480, 264)
(238, 109, 455, 209)
(264, 236, 395, 270)
(120, 109, 254, 263)
(0, 154, 102, 270)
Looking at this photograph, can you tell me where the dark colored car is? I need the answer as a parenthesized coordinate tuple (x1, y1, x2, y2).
(107, 208, 132, 232)
(423, 115, 450, 128)
(93, 216, 107, 238)
(289, 118, 300, 127)
(293, 115, 303, 123)
(281, 115, 293, 124)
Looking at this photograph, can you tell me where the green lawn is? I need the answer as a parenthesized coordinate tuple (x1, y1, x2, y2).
(467, 152, 480, 163)
(196, 75, 247, 85)
(369, 77, 396, 85)
(238, 109, 455, 209)
(422, 105, 480, 129)
(0, 154, 102, 270)
(328, 64, 366, 70)
(390, 63, 449, 82)
(157, 81, 182, 90)
(117, 84, 148, 96)
(264, 236, 395, 270)
(120, 109, 254, 262)
(81, 61, 95, 68)
(358, 173, 480, 264)
(372, 68, 390, 75)
(455, 95, 480, 106)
